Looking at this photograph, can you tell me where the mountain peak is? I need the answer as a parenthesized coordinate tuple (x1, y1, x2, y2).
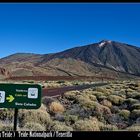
(0, 40, 140, 78)
(98, 40, 112, 47)
(100, 39, 112, 43)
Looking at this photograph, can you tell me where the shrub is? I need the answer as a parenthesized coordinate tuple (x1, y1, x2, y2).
(54, 113, 65, 122)
(21, 122, 46, 131)
(125, 88, 134, 93)
(64, 91, 80, 100)
(93, 92, 105, 99)
(42, 97, 56, 106)
(67, 104, 92, 118)
(119, 89, 126, 95)
(113, 90, 126, 98)
(18, 106, 51, 128)
(126, 91, 140, 99)
(130, 109, 140, 119)
(49, 102, 65, 114)
(124, 98, 139, 105)
(108, 95, 124, 105)
(72, 81, 80, 86)
(100, 99, 112, 108)
(126, 125, 140, 131)
(131, 103, 140, 110)
(87, 94, 97, 101)
(82, 88, 96, 95)
(97, 95, 107, 101)
(75, 95, 97, 109)
(99, 124, 118, 131)
(57, 80, 65, 84)
(0, 122, 13, 131)
(107, 114, 123, 125)
(128, 83, 138, 90)
(27, 81, 34, 83)
(111, 106, 120, 114)
(94, 87, 108, 94)
(0, 109, 14, 121)
(64, 114, 78, 125)
(95, 104, 111, 116)
(51, 121, 73, 131)
(74, 117, 100, 131)
(118, 109, 130, 120)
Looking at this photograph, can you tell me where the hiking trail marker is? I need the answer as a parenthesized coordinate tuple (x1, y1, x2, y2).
(0, 83, 42, 131)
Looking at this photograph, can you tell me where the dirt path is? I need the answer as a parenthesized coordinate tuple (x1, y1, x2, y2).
(42, 82, 108, 97)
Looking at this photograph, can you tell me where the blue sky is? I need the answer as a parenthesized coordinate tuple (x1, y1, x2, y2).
(0, 3, 140, 58)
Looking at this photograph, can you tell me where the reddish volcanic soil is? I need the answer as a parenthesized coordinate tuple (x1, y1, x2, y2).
(7, 76, 116, 81)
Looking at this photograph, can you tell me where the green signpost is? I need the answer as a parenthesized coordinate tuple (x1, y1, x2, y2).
(0, 83, 42, 131)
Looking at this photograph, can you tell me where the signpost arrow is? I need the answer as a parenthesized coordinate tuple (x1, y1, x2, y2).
(0, 83, 42, 131)
(6, 95, 15, 102)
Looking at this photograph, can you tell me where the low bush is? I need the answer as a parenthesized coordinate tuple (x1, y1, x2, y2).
(74, 117, 100, 131)
(18, 106, 51, 128)
(118, 109, 130, 120)
(93, 92, 105, 99)
(42, 97, 56, 106)
(107, 114, 123, 125)
(125, 88, 134, 93)
(87, 94, 97, 101)
(99, 123, 118, 131)
(126, 125, 140, 131)
(0, 122, 13, 131)
(76, 95, 97, 109)
(95, 104, 111, 116)
(57, 80, 65, 84)
(54, 113, 65, 122)
(97, 95, 107, 101)
(94, 87, 108, 94)
(51, 121, 73, 131)
(100, 99, 112, 108)
(64, 114, 78, 125)
(130, 109, 140, 119)
(108, 95, 124, 105)
(0, 109, 14, 121)
(131, 103, 140, 110)
(27, 81, 34, 83)
(64, 91, 81, 100)
(49, 102, 65, 114)
(67, 104, 92, 118)
(126, 91, 140, 99)
(21, 122, 46, 131)
(124, 98, 139, 105)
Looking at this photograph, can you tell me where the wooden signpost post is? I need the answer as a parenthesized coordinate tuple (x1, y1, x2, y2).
(0, 83, 42, 131)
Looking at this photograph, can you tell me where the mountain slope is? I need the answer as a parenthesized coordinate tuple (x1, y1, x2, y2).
(39, 40, 140, 75)
(0, 40, 140, 78)
(0, 68, 11, 79)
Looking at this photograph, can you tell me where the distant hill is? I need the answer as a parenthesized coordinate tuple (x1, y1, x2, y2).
(0, 40, 140, 79)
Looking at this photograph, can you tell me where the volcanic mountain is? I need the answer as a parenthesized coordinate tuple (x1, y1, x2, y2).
(0, 40, 140, 79)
